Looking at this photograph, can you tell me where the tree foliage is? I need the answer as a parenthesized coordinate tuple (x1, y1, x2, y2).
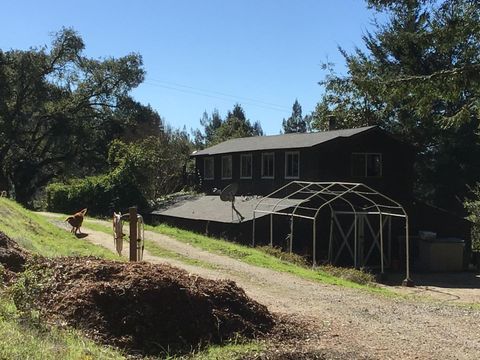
(108, 128, 192, 200)
(0, 28, 162, 205)
(193, 103, 264, 147)
(312, 0, 480, 213)
(282, 99, 311, 133)
(46, 127, 192, 215)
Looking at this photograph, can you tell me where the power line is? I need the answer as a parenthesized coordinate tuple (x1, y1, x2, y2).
(143, 78, 291, 113)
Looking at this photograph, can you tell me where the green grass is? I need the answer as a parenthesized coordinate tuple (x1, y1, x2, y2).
(0, 199, 127, 357)
(147, 224, 391, 294)
(0, 296, 126, 360)
(0, 198, 117, 259)
(173, 341, 265, 360)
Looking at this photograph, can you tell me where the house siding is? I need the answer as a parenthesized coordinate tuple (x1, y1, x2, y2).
(195, 128, 414, 201)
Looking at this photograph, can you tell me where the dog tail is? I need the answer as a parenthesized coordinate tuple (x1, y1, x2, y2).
(65, 216, 73, 222)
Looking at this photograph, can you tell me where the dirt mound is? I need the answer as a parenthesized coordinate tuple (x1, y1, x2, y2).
(0, 231, 31, 282)
(31, 257, 274, 355)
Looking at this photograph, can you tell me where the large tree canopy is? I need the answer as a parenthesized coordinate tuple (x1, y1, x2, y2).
(312, 0, 480, 213)
(0, 28, 161, 204)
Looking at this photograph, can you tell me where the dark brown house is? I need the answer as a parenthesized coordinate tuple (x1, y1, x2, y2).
(153, 126, 471, 271)
(192, 126, 414, 202)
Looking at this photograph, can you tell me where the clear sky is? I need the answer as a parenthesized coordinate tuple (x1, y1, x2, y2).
(0, 0, 381, 135)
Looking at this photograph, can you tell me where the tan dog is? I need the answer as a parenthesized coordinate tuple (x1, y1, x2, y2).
(65, 208, 87, 234)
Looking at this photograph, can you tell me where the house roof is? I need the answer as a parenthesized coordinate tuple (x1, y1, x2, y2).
(191, 125, 377, 156)
(151, 195, 302, 223)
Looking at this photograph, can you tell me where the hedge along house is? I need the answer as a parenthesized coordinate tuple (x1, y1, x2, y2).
(155, 126, 471, 272)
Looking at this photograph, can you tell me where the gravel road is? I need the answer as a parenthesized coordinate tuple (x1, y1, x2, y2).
(46, 215, 480, 359)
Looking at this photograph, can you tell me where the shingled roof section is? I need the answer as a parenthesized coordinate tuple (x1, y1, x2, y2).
(191, 125, 377, 156)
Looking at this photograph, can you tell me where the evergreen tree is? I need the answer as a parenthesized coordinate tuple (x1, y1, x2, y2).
(282, 100, 309, 133)
(312, 0, 480, 213)
(193, 104, 263, 147)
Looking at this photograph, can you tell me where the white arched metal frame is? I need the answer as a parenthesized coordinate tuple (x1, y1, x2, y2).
(252, 181, 411, 283)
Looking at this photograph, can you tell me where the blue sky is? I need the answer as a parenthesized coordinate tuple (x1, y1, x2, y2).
(0, 0, 381, 135)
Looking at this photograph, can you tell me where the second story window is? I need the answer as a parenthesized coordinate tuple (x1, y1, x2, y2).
(240, 154, 252, 179)
(262, 152, 274, 179)
(285, 151, 300, 179)
(352, 153, 382, 177)
(204, 157, 214, 180)
(221, 155, 232, 179)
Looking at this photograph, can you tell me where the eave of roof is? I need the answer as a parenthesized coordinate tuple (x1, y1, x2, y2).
(191, 125, 377, 157)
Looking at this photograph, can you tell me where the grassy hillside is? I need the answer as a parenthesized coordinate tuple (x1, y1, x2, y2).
(0, 198, 117, 259)
(0, 198, 127, 359)
(0, 198, 263, 359)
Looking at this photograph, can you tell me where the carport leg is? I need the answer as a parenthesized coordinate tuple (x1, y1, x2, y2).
(388, 216, 392, 267)
(313, 219, 317, 267)
(354, 214, 358, 269)
(270, 214, 273, 247)
(289, 216, 293, 254)
(380, 213, 384, 274)
(402, 217, 414, 287)
(252, 214, 256, 247)
(328, 214, 333, 262)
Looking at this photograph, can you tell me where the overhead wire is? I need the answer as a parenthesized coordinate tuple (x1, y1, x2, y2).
(143, 78, 291, 113)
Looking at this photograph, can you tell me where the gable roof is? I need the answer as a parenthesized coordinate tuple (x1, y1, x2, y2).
(191, 125, 377, 156)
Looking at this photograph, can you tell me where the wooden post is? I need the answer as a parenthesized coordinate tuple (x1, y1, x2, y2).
(129, 207, 137, 262)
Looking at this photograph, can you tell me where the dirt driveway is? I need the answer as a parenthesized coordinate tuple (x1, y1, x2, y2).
(45, 214, 480, 359)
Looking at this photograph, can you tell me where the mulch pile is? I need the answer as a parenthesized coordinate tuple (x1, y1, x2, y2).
(0, 231, 274, 355)
(18, 253, 274, 355)
(0, 231, 31, 282)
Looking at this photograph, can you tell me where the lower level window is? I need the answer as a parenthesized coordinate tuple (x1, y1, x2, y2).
(285, 151, 300, 178)
(204, 157, 214, 180)
(221, 155, 232, 179)
(352, 153, 382, 177)
(262, 153, 274, 178)
(240, 154, 252, 179)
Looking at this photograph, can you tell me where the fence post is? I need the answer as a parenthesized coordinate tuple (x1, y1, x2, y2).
(129, 206, 137, 262)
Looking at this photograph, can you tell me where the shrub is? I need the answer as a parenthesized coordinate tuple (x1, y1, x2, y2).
(319, 264, 376, 285)
(257, 246, 308, 267)
(45, 168, 148, 216)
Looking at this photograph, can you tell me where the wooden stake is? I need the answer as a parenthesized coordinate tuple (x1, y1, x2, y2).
(129, 207, 137, 262)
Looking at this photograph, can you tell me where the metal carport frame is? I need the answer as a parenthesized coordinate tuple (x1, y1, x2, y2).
(252, 181, 412, 285)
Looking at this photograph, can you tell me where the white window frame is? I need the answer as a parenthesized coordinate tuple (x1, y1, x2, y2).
(261, 152, 275, 179)
(203, 157, 214, 180)
(285, 151, 300, 179)
(352, 152, 383, 177)
(221, 155, 232, 179)
(240, 153, 253, 179)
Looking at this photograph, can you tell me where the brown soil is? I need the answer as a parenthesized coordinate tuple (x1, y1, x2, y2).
(36, 257, 275, 355)
(0, 232, 274, 356)
(0, 231, 31, 282)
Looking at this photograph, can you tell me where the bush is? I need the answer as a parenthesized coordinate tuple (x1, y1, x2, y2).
(45, 168, 148, 216)
(257, 246, 308, 267)
(319, 264, 376, 285)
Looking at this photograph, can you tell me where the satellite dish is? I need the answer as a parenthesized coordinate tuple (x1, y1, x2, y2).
(220, 183, 238, 202)
(220, 183, 244, 223)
